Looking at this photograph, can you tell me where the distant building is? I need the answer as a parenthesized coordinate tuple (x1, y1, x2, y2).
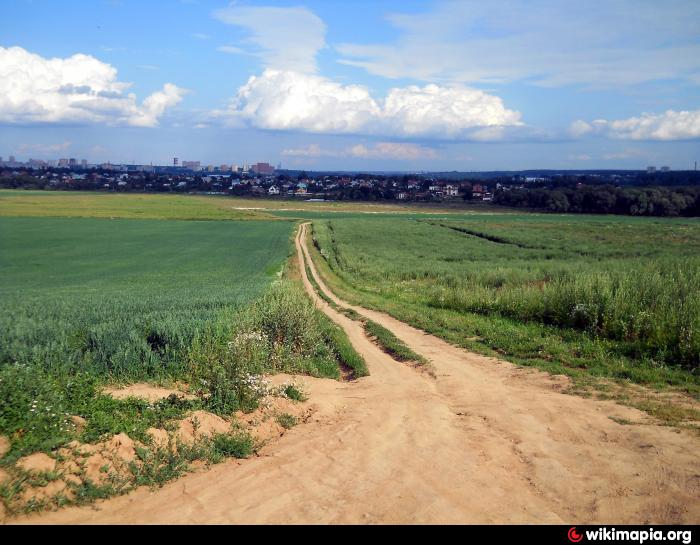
(173, 157, 179, 166)
(251, 162, 275, 175)
(647, 166, 656, 174)
(268, 185, 280, 195)
(660, 166, 671, 172)
(9, 155, 15, 163)
(81, 159, 88, 168)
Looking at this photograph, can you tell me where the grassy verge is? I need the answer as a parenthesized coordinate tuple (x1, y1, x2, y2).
(301, 234, 421, 371)
(298, 236, 368, 378)
(319, 315, 369, 378)
(363, 320, 428, 365)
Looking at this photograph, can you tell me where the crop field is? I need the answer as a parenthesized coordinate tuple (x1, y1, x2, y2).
(0, 216, 293, 379)
(0, 190, 480, 221)
(310, 214, 700, 397)
(0, 190, 277, 221)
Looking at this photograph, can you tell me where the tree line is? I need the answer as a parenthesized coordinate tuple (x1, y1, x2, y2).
(494, 185, 700, 217)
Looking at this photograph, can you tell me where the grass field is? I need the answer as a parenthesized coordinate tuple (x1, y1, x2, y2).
(0, 189, 487, 221)
(0, 216, 293, 379)
(0, 190, 277, 221)
(309, 214, 700, 400)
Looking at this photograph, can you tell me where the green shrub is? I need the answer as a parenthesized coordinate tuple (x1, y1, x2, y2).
(283, 384, 307, 402)
(211, 432, 254, 458)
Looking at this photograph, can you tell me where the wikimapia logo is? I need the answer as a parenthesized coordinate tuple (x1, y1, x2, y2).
(567, 527, 692, 544)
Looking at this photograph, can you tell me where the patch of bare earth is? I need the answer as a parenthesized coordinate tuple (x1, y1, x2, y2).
(102, 383, 195, 402)
(2, 380, 315, 522)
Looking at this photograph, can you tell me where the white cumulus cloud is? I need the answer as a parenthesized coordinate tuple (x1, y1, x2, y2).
(383, 84, 521, 137)
(571, 109, 700, 140)
(0, 46, 187, 127)
(218, 70, 521, 140)
(229, 70, 380, 133)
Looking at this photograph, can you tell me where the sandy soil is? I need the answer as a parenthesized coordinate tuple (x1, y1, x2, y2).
(103, 384, 195, 402)
(14, 223, 700, 524)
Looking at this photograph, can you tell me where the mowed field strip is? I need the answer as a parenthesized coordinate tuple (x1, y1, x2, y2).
(18, 222, 699, 524)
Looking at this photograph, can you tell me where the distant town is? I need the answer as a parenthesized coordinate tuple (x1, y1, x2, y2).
(2, 154, 700, 216)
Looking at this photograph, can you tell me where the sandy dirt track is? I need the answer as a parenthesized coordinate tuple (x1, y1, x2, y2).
(15, 223, 700, 524)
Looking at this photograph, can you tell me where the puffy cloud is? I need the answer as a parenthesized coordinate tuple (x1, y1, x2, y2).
(0, 46, 186, 127)
(229, 70, 379, 133)
(572, 109, 700, 140)
(213, 5, 325, 73)
(219, 70, 521, 140)
(282, 142, 439, 161)
(129, 83, 187, 127)
(383, 84, 521, 137)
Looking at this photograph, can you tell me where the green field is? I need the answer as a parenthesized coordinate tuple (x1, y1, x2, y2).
(0, 216, 294, 379)
(310, 214, 700, 398)
(0, 190, 278, 221)
(0, 190, 479, 221)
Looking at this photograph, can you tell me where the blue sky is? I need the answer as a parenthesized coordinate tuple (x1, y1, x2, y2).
(1, 0, 699, 170)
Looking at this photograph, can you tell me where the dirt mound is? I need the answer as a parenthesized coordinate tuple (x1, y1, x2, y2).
(0, 436, 9, 459)
(70, 416, 86, 434)
(176, 410, 231, 444)
(102, 433, 137, 463)
(236, 394, 316, 444)
(16, 453, 56, 474)
(146, 428, 169, 448)
(21, 480, 73, 504)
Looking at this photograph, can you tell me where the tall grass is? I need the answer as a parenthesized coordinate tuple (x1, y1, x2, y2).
(442, 261, 700, 368)
(311, 215, 700, 384)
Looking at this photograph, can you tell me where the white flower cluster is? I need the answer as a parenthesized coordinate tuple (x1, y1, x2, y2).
(242, 373, 270, 398)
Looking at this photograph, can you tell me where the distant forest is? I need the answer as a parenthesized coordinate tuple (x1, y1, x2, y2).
(494, 185, 700, 217)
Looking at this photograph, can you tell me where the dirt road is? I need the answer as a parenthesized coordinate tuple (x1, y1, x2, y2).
(18, 223, 699, 524)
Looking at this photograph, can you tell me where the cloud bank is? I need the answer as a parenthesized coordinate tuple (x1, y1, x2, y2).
(572, 109, 700, 140)
(0, 46, 186, 127)
(218, 69, 522, 140)
(282, 142, 439, 161)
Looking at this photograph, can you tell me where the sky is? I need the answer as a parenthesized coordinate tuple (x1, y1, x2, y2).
(1, 0, 699, 171)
